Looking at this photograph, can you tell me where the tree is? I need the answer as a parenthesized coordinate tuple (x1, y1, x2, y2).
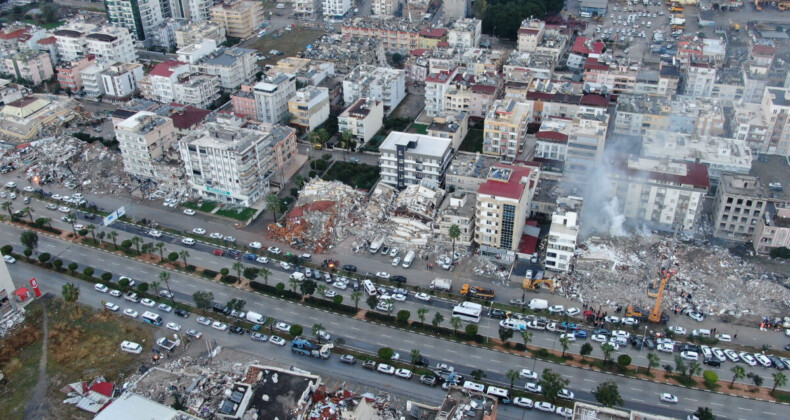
(38, 252, 51, 264)
(593, 380, 624, 407)
(1, 201, 13, 217)
(0, 245, 11, 256)
(131, 235, 142, 254)
(410, 349, 421, 366)
(617, 354, 632, 371)
(289, 277, 300, 293)
(450, 316, 462, 335)
(62, 282, 80, 303)
(151, 280, 161, 296)
(333, 295, 343, 305)
(108, 231, 118, 248)
(432, 312, 444, 328)
(193, 291, 214, 309)
(470, 369, 486, 381)
(20, 230, 38, 251)
(601, 343, 615, 364)
(730, 365, 746, 388)
(340, 129, 354, 150)
(539, 369, 570, 404)
(580, 343, 593, 360)
(232, 261, 244, 280)
(646, 353, 660, 374)
(313, 323, 325, 343)
(703, 370, 719, 388)
(227, 298, 246, 313)
(748, 372, 764, 387)
(300, 279, 316, 296)
(448, 224, 461, 256)
(772, 372, 788, 394)
(688, 361, 702, 382)
(465, 323, 478, 337)
(316, 284, 327, 300)
(498, 327, 514, 345)
(289, 324, 303, 336)
(350, 290, 362, 309)
(378, 347, 394, 361)
(159, 271, 173, 301)
(84, 267, 94, 278)
(693, 407, 715, 420)
(140, 242, 152, 255)
(266, 194, 284, 222)
(366, 295, 378, 310)
(243, 267, 259, 281)
(23, 206, 34, 223)
(674, 355, 688, 378)
(137, 282, 149, 294)
(100, 271, 112, 282)
(559, 335, 571, 357)
(68, 262, 78, 273)
(53, 259, 63, 271)
(87, 224, 97, 243)
(155, 242, 166, 261)
(168, 252, 179, 262)
(505, 369, 519, 389)
(770, 246, 790, 259)
(66, 211, 77, 235)
(260, 267, 271, 285)
(397, 310, 411, 324)
(417, 307, 428, 326)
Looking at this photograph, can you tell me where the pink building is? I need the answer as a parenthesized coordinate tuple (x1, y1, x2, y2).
(56, 55, 94, 92)
(2, 50, 54, 86)
(230, 84, 257, 120)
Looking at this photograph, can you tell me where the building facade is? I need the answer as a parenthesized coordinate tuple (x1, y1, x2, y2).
(483, 99, 531, 161)
(288, 86, 330, 131)
(712, 174, 767, 242)
(172, 72, 220, 108)
(342, 65, 406, 113)
(379, 132, 453, 188)
(210, 0, 264, 39)
(545, 196, 582, 272)
(323, 0, 352, 18)
(192, 46, 257, 89)
(174, 21, 227, 48)
(3, 50, 54, 86)
(338, 97, 384, 143)
(114, 111, 177, 181)
(253, 73, 297, 124)
(475, 164, 538, 253)
(104, 0, 164, 45)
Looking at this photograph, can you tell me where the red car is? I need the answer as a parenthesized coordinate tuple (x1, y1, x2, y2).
(212, 249, 225, 256)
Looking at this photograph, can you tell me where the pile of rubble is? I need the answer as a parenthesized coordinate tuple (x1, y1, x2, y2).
(568, 235, 790, 317)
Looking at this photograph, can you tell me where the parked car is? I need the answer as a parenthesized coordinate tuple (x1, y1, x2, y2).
(513, 397, 533, 408)
(660, 393, 678, 404)
(340, 354, 356, 364)
(377, 364, 395, 375)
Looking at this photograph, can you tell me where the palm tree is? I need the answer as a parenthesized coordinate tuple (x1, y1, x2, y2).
(24, 206, 34, 223)
(108, 231, 118, 248)
(289, 277, 299, 292)
(417, 307, 428, 326)
(179, 250, 189, 266)
(450, 316, 462, 335)
(61, 282, 80, 303)
(687, 361, 702, 382)
(266, 194, 282, 222)
(730, 365, 746, 388)
(232, 261, 244, 280)
(772, 372, 788, 394)
(86, 224, 97, 243)
(316, 284, 327, 299)
(521, 330, 533, 352)
(151, 280, 161, 296)
(1, 201, 13, 217)
(159, 271, 173, 302)
(131, 235, 142, 254)
(410, 349, 421, 367)
(646, 353, 660, 374)
(313, 323, 325, 343)
(350, 290, 361, 309)
(559, 335, 570, 357)
(260, 267, 271, 285)
(448, 224, 461, 257)
(601, 343, 615, 364)
(141, 242, 152, 255)
(39, 217, 51, 228)
(155, 242, 166, 261)
(506, 369, 519, 389)
(470, 369, 487, 381)
(67, 211, 77, 235)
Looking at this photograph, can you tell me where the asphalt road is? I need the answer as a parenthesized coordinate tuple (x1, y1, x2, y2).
(2, 227, 788, 418)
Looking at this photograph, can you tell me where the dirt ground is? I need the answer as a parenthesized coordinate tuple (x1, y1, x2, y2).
(246, 29, 324, 65)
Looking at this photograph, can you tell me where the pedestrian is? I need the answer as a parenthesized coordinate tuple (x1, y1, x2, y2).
(734, 334, 737, 340)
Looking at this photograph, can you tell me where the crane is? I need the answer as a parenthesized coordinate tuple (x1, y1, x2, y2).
(648, 269, 674, 323)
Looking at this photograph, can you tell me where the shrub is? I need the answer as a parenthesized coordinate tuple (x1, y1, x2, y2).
(186, 264, 196, 272)
(120, 239, 132, 249)
(1, 245, 12, 255)
(167, 252, 179, 262)
(68, 262, 78, 273)
(617, 354, 632, 370)
(276, 282, 285, 292)
(38, 252, 51, 264)
(465, 324, 478, 336)
(202, 269, 218, 278)
(396, 310, 411, 324)
(137, 282, 149, 293)
(332, 295, 343, 305)
(101, 272, 113, 282)
(289, 324, 303, 336)
(23, 249, 32, 258)
(78, 228, 88, 236)
(119, 277, 130, 288)
(703, 370, 719, 388)
(770, 247, 790, 259)
(53, 259, 63, 270)
(83, 267, 94, 277)
(378, 347, 394, 361)
(220, 268, 230, 276)
(221, 275, 238, 284)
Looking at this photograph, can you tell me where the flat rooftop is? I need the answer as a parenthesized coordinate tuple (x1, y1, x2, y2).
(750, 154, 790, 202)
(243, 365, 319, 419)
(379, 131, 452, 157)
(436, 387, 497, 420)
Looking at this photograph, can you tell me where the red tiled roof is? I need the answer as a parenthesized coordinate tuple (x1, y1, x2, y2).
(411, 48, 431, 56)
(518, 28, 540, 35)
(584, 57, 609, 71)
(425, 68, 456, 83)
(752, 44, 776, 56)
(572, 37, 606, 55)
(517, 224, 539, 254)
(149, 60, 187, 77)
(0, 28, 28, 40)
(37, 36, 56, 45)
(472, 85, 497, 94)
(477, 165, 533, 200)
(615, 158, 710, 189)
(437, 41, 450, 47)
(536, 131, 569, 143)
(169, 105, 211, 129)
(580, 94, 609, 107)
(419, 28, 447, 38)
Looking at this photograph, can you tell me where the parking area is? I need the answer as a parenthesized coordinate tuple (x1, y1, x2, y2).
(580, 1, 675, 60)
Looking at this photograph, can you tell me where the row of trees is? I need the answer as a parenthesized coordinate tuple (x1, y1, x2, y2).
(473, 0, 564, 40)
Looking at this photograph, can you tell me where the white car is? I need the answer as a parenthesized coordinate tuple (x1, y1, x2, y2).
(269, 336, 286, 346)
(392, 293, 406, 302)
(519, 369, 538, 379)
(183, 209, 196, 216)
(688, 311, 705, 322)
(739, 352, 757, 366)
(58, 206, 71, 213)
(377, 364, 395, 375)
(604, 341, 620, 351)
(680, 351, 698, 361)
(395, 368, 412, 379)
(181, 238, 195, 246)
(658, 342, 674, 353)
(724, 349, 740, 362)
(256, 256, 269, 264)
(324, 290, 337, 298)
(192, 228, 206, 235)
(317, 330, 331, 341)
(556, 407, 573, 418)
(716, 333, 732, 342)
(513, 397, 533, 408)
(159, 290, 174, 299)
(524, 382, 542, 393)
(148, 230, 163, 238)
(123, 308, 139, 318)
(141, 298, 156, 307)
(559, 333, 576, 342)
(209, 232, 224, 239)
(2, 255, 15, 264)
(104, 302, 120, 312)
(274, 322, 291, 333)
(196, 316, 212, 326)
(94, 283, 109, 293)
(566, 307, 581, 316)
(279, 262, 291, 270)
(187, 329, 203, 339)
(166, 322, 181, 332)
(23, 186, 34, 192)
(249, 241, 262, 249)
(211, 321, 228, 331)
(109, 289, 122, 297)
(414, 293, 431, 302)
(118, 276, 135, 287)
(389, 247, 399, 257)
(700, 346, 713, 359)
(712, 347, 726, 361)
(251, 332, 269, 342)
(558, 389, 575, 400)
(754, 353, 772, 367)
(604, 315, 620, 324)
(268, 247, 281, 254)
(392, 257, 401, 266)
(45, 203, 57, 210)
(669, 326, 687, 335)
(376, 272, 391, 279)
(158, 303, 173, 312)
(660, 393, 678, 404)
(333, 281, 347, 290)
(376, 302, 393, 312)
(224, 236, 236, 243)
(548, 305, 565, 314)
(591, 334, 608, 343)
(621, 317, 638, 326)
(534, 401, 555, 412)
(612, 330, 630, 339)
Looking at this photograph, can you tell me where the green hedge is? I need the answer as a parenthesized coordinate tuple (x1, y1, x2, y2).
(221, 275, 238, 284)
(250, 281, 302, 301)
(304, 296, 357, 315)
(202, 269, 218, 279)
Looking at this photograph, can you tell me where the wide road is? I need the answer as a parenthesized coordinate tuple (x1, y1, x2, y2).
(1, 229, 786, 419)
(0, 213, 787, 389)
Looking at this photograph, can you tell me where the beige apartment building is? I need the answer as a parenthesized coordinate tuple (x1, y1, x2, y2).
(210, 0, 264, 39)
(114, 111, 177, 182)
(483, 99, 531, 161)
(175, 21, 227, 48)
(288, 86, 330, 132)
(437, 192, 476, 247)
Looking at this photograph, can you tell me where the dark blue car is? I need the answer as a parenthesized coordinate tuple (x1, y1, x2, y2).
(574, 329, 588, 339)
(244, 253, 257, 261)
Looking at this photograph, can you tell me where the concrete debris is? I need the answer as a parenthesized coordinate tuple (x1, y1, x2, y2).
(0, 311, 25, 339)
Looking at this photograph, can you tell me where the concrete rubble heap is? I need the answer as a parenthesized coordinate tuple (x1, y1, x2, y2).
(569, 235, 790, 317)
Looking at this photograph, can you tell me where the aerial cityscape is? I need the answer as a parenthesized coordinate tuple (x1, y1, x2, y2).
(0, 0, 790, 419)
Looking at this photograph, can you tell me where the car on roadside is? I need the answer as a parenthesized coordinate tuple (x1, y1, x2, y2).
(724, 349, 740, 362)
(534, 402, 555, 412)
(556, 407, 573, 418)
(621, 317, 639, 326)
(390, 275, 407, 283)
(688, 311, 705, 322)
(519, 369, 538, 380)
(376, 272, 391, 279)
(269, 336, 286, 346)
(141, 298, 156, 307)
(175, 308, 190, 318)
(267, 246, 281, 254)
(123, 308, 139, 318)
(669, 326, 686, 335)
(192, 227, 206, 235)
(419, 375, 437, 386)
(377, 364, 395, 375)
(181, 238, 195, 246)
(392, 257, 401, 266)
(94, 283, 109, 293)
(340, 354, 356, 364)
(274, 322, 291, 333)
(574, 329, 588, 339)
(166, 322, 181, 332)
(158, 303, 173, 312)
(341, 264, 357, 272)
(716, 333, 732, 342)
(524, 382, 542, 393)
(148, 230, 163, 238)
(660, 393, 678, 404)
(333, 281, 347, 290)
(229, 326, 245, 335)
(109, 289, 122, 297)
(209, 232, 224, 239)
(739, 352, 757, 367)
(395, 368, 412, 379)
(186, 329, 202, 339)
(566, 307, 581, 316)
(559, 333, 576, 342)
(249, 241, 262, 249)
(591, 334, 608, 343)
(604, 315, 620, 324)
(183, 209, 196, 216)
(280, 262, 291, 270)
(212, 321, 228, 331)
(489, 309, 507, 319)
(415, 293, 431, 302)
(391, 293, 406, 302)
(104, 302, 120, 312)
(196, 316, 212, 326)
(680, 351, 698, 361)
(755, 353, 772, 367)
(548, 305, 564, 314)
(212, 249, 225, 256)
(45, 203, 57, 210)
(703, 357, 721, 367)
(513, 397, 533, 408)
(256, 256, 269, 264)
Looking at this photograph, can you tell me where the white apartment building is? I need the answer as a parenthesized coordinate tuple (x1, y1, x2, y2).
(517, 19, 545, 52)
(424, 67, 458, 116)
(177, 39, 218, 64)
(338, 98, 384, 143)
(105, 0, 164, 45)
(192, 47, 257, 89)
(379, 132, 453, 188)
(685, 63, 716, 98)
(372, 0, 397, 15)
(100, 62, 144, 99)
(566, 106, 608, 177)
(343, 65, 406, 114)
(53, 23, 137, 63)
(80, 62, 108, 96)
(288, 86, 330, 132)
(545, 196, 582, 272)
(139, 60, 191, 103)
(172, 72, 220, 108)
(179, 121, 286, 206)
(447, 18, 482, 49)
(170, 0, 213, 22)
(294, 0, 322, 18)
(761, 87, 790, 155)
(253, 73, 297, 124)
(174, 21, 226, 48)
(443, 0, 469, 20)
(114, 111, 177, 181)
(323, 0, 352, 18)
(483, 99, 531, 161)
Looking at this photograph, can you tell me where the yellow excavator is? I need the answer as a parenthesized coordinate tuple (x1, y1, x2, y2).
(523, 278, 555, 292)
(648, 269, 674, 324)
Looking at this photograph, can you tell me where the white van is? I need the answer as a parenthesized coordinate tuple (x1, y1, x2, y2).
(121, 340, 142, 354)
(691, 329, 711, 337)
(486, 385, 511, 400)
(462, 381, 485, 392)
(363, 279, 377, 296)
(290, 272, 305, 281)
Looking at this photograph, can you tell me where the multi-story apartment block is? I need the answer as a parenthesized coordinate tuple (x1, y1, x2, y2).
(170, 0, 213, 22)
(475, 164, 539, 254)
(761, 87, 790, 155)
(483, 99, 531, 161)
(443, 0, 469, 20)
(172, 72, 220, 108)
(437, 192, 476, 246)
(545, 196, 583, 272)
(338, 98, 384, 143)
(139, 60, 191, 103)
(253, 73, 297, 124)
(712, 174, 767, 242)
(427, 111, 468, 151)
(445, 152, 499, 193)
(210, 0, 264, 39)
(447, 19, 481, 48)
(177, 39, 218, 64)
(114, 111, 177, 181)
(613, 95, 725, 137)
(341, 18, 420, 53)
(583, 59, 639, 95)
(288, 86, 329, 131)
(323, 0, 353, 18)
(442, 73, 501, 119)
(609, 156, 709, 233)
(565, 106, 608, 177)
(418, 28, 448, 49)
(54, 23, 137, 63)
(567, 37, 604, 70)
(732, 102, 769, 151)
(80, 62, 108, 97)
(230, 85, 257, 120)
(104, 0, 164, 45)
(379, 132, 453, 188)
(517, 19, 545, 52)
(294, 0, 322, 18)
(425, 67, 458, 116)
(100, 62, 145, 99)
(754, 206, 790, 254)
(685, 62, 716, 98)
(192, 47, 257, 89)
(372, 0, 398, 15)
(179, 120, 296, 206)
(342, 65, 406, 113)
(56, 55, 95, 92)
(174, 21, 226, 48)
(2, 50, 53, 86)
(148, 18, 182, 50)
(535, 115, 572, 165)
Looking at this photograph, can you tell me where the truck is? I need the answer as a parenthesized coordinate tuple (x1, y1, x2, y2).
(401, 250, 415, 268)
(460, 284, 495, 300)
(370, 236, 385, 254)
(156, 335, 181, 352)
(529, 299, 548, 311)
(246, 311, 265, 324)
(291, 337, 332, 359)
(430, 278, 453, 292)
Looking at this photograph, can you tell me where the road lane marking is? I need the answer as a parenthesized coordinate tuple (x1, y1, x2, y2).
(583, 379, 595, 383)
(710, 403, 723, 406)
(350, 327, 360, 331)
(632, 399, 644, 403)
(763, 412, 776, 416)
(403, 339, 415, 344)
(471, 355, 481, 359)
(630, 387, 640, 391)
(424, 344, 434, 348)
(686, 398, 697, 402)
(737, 408, 752, 411)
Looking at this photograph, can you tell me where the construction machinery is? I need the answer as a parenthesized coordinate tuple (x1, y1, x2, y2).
(648, 269, 674, 324)
(625, 305, 647, 320)
(522, 278, 555, 292)
(460, 284, 495, 300)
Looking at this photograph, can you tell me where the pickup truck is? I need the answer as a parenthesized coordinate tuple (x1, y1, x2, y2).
(156, 336, 181, 351)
